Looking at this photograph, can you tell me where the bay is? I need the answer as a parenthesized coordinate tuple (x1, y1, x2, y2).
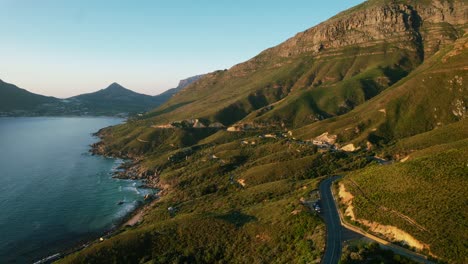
(0, 117, 152, 263)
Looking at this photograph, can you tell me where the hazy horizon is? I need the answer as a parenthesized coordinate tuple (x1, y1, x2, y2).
(1, 0, 364, 98)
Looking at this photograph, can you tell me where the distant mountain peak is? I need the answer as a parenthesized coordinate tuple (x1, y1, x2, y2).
(105, 82, 126, 90)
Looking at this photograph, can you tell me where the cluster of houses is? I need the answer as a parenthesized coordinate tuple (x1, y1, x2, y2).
(152, 117, 360, 155)
(226, 122, 281, 132)
(236, 129, 342, 151)
(153, 119, 225, 129)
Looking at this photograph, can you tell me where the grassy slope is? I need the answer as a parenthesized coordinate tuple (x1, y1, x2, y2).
(61, 122, 381, 263)
(60, 136, 334, 263)
(341, 138, 467, 263)
(142, 44, 417, 128)
(294, 34, 468, 146)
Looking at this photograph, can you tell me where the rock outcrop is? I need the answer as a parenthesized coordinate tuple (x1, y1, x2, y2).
(265, 0, 466, 59)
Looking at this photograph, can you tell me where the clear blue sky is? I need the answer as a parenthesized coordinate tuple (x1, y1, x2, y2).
(0, 0, 365, 98)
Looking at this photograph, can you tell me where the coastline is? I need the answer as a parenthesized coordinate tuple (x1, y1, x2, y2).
(35, 199, 152, 264)
(35, 129, 165, 264)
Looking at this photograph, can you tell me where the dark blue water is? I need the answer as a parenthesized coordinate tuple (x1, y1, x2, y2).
(0, 117, 153, 263)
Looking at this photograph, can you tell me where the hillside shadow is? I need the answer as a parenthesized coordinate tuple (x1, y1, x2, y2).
(216, 210, 257, 228)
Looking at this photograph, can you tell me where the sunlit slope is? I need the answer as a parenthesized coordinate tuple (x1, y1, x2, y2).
(341, 136, 467, 263)
(141, 0, 465, 128)
(295, 34, 467, 146)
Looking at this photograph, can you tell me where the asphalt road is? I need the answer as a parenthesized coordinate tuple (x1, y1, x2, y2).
(319, 176, 434, 264)
(319, 176, 343, 264)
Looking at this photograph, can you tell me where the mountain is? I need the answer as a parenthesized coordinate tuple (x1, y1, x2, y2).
(0, 75, 203, 116)
(70, 76, 205, 116)
(141, 0, 466, 127)
(0, 79, 58, 113)
(69, 82, 161, 115)
(58, 0, 467, 263)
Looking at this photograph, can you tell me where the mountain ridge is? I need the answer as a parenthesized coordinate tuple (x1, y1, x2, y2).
(0, 75, 204, 116)
(0, 79, 57, 113)
(140, 0, 466, 128)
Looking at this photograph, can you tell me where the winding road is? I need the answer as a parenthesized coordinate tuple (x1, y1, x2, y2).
(319, 176, 346, 264)
(318, 176, 434, 264)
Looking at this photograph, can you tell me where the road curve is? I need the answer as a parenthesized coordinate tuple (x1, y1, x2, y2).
(319, 176, 434, 264)
(319, 175, 343, 264)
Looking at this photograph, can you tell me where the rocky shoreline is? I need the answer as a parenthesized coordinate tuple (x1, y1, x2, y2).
(89, 131, 170, 222)
(90, 129, 165, 191)
(35, 132, 166, 264)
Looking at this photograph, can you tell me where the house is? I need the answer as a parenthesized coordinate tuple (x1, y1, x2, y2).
(192, 119, 206, 128)
(227, 126, 242, 132)
(209, 122, 225, 128)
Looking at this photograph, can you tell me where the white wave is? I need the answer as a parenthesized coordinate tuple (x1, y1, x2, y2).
(122, 186, 140, 195)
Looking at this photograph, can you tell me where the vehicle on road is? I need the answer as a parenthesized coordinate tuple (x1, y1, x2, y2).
(313, 201, 321, 213)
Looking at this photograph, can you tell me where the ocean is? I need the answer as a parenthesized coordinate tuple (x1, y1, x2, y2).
(0, 117, 153, 263)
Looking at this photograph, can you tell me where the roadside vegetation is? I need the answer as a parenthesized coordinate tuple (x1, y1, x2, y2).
(341, 143, 467, 263)
(340, 241, 420, 264)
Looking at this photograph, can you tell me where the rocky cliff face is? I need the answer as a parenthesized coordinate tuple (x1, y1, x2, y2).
(176, 74, 205, 90)
(265, 0, 465, 59)
(226, 0, 466, 84)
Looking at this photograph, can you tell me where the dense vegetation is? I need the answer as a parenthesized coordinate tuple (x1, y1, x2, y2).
(341, 136, 468, 263)
(340, 242, 419, 264)
(62, 137, 333, 263)
(59, 0, 466, 263)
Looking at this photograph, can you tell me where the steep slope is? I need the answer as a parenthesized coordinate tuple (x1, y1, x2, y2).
(141, 0, 465, 128)
(338, 122, 468, 263)
(0, 79, 58, 113)
(294, 34, 467, 147)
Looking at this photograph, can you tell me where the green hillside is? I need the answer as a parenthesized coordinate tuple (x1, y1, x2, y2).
(58, 0, 467, 263)
(340, 136, 468, 262)
(295, 34, 468, 147)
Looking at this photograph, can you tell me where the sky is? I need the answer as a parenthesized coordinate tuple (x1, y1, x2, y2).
(0, 0, 365, 98)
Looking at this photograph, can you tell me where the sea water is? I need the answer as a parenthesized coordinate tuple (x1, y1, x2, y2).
(0, 117, 153, 263)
